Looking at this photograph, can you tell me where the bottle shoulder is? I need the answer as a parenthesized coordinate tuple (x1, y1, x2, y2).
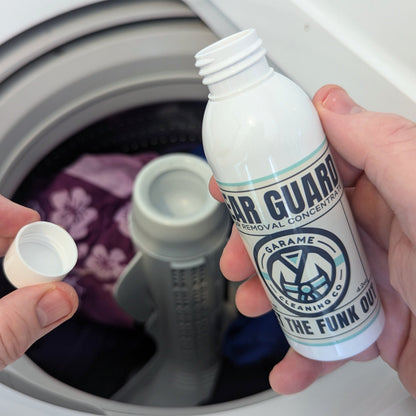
(202, 73, 325, 182)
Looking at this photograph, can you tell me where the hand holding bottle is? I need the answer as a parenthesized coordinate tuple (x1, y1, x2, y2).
(197, 30, 383, 363)
(211, 85, 416, 397)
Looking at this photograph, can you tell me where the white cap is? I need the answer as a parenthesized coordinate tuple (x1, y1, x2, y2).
(3, 221, 78, 288)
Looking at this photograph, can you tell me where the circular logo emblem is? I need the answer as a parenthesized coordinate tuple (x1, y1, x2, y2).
(254, 227, 350, 317)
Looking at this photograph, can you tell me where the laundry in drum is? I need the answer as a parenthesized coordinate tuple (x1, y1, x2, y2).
(9, 114, 288, 402)
(21, 152, 159, 327)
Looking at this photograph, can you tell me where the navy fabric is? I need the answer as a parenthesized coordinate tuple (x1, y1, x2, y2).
(224, 311, 289, 366)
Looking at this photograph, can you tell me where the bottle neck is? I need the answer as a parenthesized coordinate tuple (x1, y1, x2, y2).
(208, 56, 272, 98)
(195, 29, 272, 99)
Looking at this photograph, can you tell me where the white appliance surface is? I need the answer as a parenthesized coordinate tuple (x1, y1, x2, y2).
(0, 0, 102, 44)
(0, 357, 414, 415)
(185, 0, 416, 119)
(0, 0, 415, 415)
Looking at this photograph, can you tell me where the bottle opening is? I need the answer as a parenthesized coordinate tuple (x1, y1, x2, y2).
(195, 28, 255, 60)
(195, 29, 269, 97)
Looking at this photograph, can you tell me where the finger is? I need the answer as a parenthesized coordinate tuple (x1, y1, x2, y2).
(220, 225, 256, 282)
(0, 282, 78, 369)
(209, 176, 224, 202)
(328, 145, 362, 188)
(269, 348, 346, 394)
(349, 174, 394, 250)
(0, 194, 40, 236)
(0, 195, 40, 255)
(314, 85, 416, 242)
(269, 343, 378, 395)
(0, 238, 14, 257)
(235, 274, 272, 317)
(396, 317, 416, 398)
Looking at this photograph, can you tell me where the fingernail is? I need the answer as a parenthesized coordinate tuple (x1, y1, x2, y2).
(322, 87, 365, 114)
(36, 288, 73, 327)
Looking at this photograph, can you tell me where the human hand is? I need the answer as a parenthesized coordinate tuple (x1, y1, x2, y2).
(0, 194, 78, 369)
(210, 85, 416, 397)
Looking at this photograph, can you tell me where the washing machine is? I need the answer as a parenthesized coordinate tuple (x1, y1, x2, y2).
(0, 0, 415, 415)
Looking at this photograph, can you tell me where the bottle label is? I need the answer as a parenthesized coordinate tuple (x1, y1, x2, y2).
(218, 141, 382, 347)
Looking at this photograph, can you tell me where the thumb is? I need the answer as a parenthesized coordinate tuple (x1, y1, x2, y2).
(313, 85, 416, 241)
(0, 282, 78, 369)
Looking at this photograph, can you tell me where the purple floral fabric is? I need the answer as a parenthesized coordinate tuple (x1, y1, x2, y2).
(27, 153, 159, 328)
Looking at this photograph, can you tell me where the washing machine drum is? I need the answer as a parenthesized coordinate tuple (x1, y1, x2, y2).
(8, 100, 286, 404)
(0, 1, 288, 414)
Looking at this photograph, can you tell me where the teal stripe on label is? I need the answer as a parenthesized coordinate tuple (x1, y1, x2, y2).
(262, 272, 272, 281)
(217, 139, 327, 187)
(334, 255, 345, 267)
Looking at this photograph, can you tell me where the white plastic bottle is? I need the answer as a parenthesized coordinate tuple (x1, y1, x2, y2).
(195, 29, 385, 361)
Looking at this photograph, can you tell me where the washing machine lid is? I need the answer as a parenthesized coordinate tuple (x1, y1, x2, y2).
(3, 0, 415, 117)
(0, 0, 103, 44)
(185, 0, 416, 120)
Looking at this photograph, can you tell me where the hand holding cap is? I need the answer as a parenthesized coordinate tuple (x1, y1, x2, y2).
(3, 221, 78, 288)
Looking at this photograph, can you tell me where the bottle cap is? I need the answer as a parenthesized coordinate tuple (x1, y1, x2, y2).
(3, 221, 78, 288)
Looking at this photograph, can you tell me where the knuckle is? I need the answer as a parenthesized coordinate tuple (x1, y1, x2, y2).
(367, 114, 416, 187)
(378, 114, 416, 146)
(0, 313, 32, 368)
